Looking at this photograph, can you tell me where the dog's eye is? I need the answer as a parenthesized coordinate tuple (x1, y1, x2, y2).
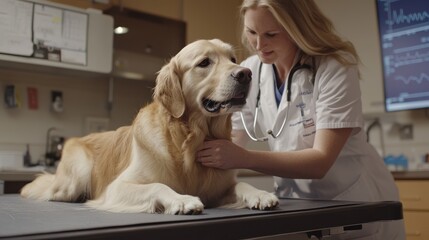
(231, 57, 237, 63)
(197, 58, 211, 68)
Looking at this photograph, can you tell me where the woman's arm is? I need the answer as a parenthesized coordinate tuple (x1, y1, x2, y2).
(196, 128, 352, 179)
(231, 129, 250, 148)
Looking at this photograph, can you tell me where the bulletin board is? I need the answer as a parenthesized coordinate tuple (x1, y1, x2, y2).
(0, 0, 88, 66)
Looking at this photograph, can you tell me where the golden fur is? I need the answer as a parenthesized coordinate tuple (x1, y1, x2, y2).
(21, 39, 278, 214)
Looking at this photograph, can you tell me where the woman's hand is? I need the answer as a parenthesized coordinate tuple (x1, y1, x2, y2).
(196, 139, 249, 169)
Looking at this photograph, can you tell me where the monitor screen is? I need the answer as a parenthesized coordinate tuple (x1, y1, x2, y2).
(375, 0, 429, 112)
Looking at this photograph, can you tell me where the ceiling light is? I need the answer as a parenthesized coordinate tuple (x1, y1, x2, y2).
(114, 26, 128, 34)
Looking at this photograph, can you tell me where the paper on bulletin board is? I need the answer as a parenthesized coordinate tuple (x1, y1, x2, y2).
(0, 0, 34, 56)
(27, 87, 38, 110)
(33, 4, 88, 65)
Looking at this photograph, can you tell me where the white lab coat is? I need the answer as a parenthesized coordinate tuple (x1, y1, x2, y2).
(232, 54, 405, 239)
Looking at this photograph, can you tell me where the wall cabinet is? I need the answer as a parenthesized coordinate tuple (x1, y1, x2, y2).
(1, 0, 114, 74)
(49, 0, 244, 60)
(395, 180, 429, 240)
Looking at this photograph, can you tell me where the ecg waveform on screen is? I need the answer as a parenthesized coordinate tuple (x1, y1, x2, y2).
(395, 73, 429, 85)
(380, 0, 429, 40)
(386, 9, 429, 26)
(379, 0, 429, 76)
(392, 50, 429, 69)
(395, 51, 429, 61)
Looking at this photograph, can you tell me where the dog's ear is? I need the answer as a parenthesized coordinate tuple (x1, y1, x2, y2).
(153, 59, 185, 118)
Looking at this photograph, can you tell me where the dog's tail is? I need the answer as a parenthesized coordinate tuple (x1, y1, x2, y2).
(21, 171, 91, 202)
(21, 138, 94, 202)
(20, 173, 56, 201)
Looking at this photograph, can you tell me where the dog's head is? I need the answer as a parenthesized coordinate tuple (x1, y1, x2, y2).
(153, 39, 251, 118)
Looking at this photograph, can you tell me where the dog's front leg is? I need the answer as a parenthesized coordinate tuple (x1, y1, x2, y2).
(87, 181, 204, 214)
(231, 182, 279, 210)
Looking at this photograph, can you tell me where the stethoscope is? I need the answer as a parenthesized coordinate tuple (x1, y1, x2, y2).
(240, 58, 315, 142)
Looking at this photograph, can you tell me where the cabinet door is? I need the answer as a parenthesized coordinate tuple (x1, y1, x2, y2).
(115, 0, 182, 20)
(50, 0, 183, 20)
(403, 211, 429, 240)
(396, 180, 429, 240)
(396, 180, 429, 210)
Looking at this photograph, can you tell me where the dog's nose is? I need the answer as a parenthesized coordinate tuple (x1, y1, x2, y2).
(231, 68, 252, 84)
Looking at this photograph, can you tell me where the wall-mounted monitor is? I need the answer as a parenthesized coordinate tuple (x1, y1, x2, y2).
(375, 0, 429, 112)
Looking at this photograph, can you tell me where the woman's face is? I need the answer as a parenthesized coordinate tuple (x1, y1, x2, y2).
(244, 7, 297, 65)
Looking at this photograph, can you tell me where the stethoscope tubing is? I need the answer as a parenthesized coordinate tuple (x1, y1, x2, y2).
(240, 59, 314, 142)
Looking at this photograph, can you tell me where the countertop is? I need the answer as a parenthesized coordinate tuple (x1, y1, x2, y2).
(0, 167, 52, 181)
(391, 171, 429, 180)
(0, 171, 40, 181)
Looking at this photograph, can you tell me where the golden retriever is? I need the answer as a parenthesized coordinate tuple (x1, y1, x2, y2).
(21, 39, 279, 214)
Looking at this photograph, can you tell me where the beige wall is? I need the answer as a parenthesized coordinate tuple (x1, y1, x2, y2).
(0, 67, 154, 163)
(182, 0, 244, 57)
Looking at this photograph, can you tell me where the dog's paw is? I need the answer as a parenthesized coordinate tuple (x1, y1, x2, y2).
(245, 191, 279, 211)
(163, 195, 204, 215)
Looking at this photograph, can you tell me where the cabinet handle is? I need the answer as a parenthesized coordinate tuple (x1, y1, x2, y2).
(401, 196, 421, 201)
(406, 231, 421, 236)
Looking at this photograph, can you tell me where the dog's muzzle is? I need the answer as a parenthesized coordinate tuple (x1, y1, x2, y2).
(203, 68, 252, 113)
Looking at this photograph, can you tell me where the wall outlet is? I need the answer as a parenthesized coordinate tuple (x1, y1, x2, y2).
(84, 117, 110, 134)
(399, 124, 413, 140)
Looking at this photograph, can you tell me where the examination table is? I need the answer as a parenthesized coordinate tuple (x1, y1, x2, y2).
(0, 194, 402, 240)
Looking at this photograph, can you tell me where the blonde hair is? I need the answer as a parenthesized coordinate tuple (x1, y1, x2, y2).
(240, 0, 360, 67)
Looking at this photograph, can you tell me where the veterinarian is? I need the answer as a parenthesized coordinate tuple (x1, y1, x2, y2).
(197, 0, 405, 239)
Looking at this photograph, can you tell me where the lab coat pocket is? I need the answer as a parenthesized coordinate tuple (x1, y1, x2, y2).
(333, 173, 377, 202)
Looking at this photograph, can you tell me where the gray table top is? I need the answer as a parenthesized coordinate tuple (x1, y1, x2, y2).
(0, 194, 402, 240)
